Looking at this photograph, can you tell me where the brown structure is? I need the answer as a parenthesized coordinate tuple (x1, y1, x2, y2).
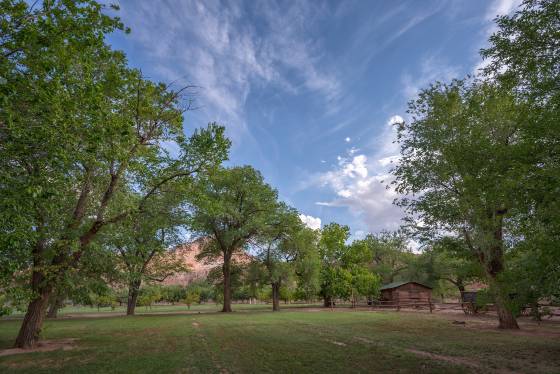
(380, 281, 433, 305)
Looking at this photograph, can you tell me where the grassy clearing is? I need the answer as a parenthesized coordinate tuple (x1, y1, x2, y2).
(1, 309, 559, 373)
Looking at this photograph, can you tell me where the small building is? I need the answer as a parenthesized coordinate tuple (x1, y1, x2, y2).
(380, 281, 433, 304)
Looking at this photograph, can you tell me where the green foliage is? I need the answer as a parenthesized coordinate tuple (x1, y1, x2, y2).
(0, 0, 230, 345)
(188, 166, 279, 260)
(183, 290, 200, 309)
(186, 166, 279, 311)
(350, 267, 381, 300)
(352, 232, 412, 284)
(137, 286, 161, 309)
(0, 294, 13, 317)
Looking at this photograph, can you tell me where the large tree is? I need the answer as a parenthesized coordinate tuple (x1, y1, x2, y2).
(393, 80, 534, 329)
(482, 0, 560, 306)
(318, 223, 350, 308)
(253, 203, 302, 311)
(0, 1, 229, 348)
(344, 239, 381, 307)
(187, 166, 279, 312)
(357, 232, 413, 284)
(284, 227, 321, 304)
(106, 187, 188, 316)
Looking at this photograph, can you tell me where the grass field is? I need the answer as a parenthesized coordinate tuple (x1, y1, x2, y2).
(6, 302, 305, 317)
(1, 307, 559, 373)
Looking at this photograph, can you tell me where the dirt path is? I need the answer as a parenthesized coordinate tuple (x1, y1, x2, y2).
(0, 338, 78, 357)
(406, 348, 521, 374)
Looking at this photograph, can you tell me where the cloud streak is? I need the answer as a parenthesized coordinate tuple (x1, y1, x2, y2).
(117, 0, 340, 145)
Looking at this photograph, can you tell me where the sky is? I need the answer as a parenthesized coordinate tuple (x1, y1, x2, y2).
(107, 0, 521, 240)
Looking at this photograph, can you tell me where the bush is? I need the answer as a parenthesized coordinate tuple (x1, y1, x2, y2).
(183, 290, 200, 310)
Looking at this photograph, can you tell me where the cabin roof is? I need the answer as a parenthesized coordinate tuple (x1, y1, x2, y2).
(380, 281, 432, 291)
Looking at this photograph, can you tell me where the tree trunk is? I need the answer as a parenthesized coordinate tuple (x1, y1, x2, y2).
(487, 272, 519, 329)
(15, 285, 52, 348)
(271, 282, 280, 312)
(323, 296, 333, 308)
(484, 239, 519, 329)
(494, 292, 519, 329)
(127, 280, 141, 316)
(47, 292, 64, 319)
(222, 261, 232, 312)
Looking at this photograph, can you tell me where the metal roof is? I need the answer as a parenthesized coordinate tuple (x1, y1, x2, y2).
(380, 281, 432, 291)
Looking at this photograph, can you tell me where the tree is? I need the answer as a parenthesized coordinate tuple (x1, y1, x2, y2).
(393, 80, 534, 329)
(0, 1, 229, 347)
(183, 290, 200, 310)
(426, 237, 483, 297)
(286, 227, 321, 303)
(344, 239, 381, 307)
(187, 166, 278, 312)
(254, 203, 302, 311)
(106, 186, 189, 316)
(481, 0, 560, 310)
(318, 223, 350, 308)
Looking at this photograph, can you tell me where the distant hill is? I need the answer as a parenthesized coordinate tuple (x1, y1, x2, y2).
(161, 238, 252, 286)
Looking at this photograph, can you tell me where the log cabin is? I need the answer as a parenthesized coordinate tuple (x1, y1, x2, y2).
(380, 281, 433, 306)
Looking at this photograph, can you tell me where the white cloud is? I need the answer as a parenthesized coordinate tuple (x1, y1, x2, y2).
(306, 114, 407, 232)
(299, 214, 321, 230)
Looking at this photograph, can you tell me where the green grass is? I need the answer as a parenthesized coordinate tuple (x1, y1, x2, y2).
(1, 309, 559, 373)
(7, 302, 319, 317)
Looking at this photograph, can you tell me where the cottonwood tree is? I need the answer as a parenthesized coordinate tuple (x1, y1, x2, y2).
(318, 223, 351, 308)
(187, 166, 278, 312)
(0, 1, 229, 348)
(285, 227, 321, 303)
(356, 232, 412, 284)
(344, 240, 381, 307)
(106, 187, 189, 316)
(482, 0, 560, 307)
(393, 80, 534, 329)
(425, 237, 482, 297)
(253, 203, 302, 311)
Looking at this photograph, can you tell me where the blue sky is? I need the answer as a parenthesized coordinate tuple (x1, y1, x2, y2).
(107, 0, 521, 239)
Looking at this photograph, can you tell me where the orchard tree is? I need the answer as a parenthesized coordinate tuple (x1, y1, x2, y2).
(187, 166, 279, 312)
(0, 1, 229, 348)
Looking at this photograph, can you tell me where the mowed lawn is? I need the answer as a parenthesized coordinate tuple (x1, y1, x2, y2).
(1, 308, 559, 373)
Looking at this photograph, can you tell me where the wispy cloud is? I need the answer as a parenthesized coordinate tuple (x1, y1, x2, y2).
(401, 55, 461, 99)
(117, 0, 339, 145)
